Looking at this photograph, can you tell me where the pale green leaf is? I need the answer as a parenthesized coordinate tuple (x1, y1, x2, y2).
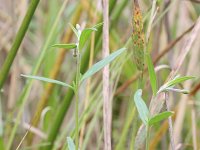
(79, 28, 97, 50)
(133, 89, 150, 125)
(158, 76, 195, 93)
(67, 137, 75, 150)
(81, 48, 126, 81)
(148, 111, 174, 126)
(21, 74, 73, 89)
(146, 52, 157, 95)
(165, 87, 189, 94)
(166, 76, 195, 87)
(52, 43, 77, 49)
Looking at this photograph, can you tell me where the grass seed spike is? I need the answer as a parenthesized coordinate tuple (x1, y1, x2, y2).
(132, 0, 145, 88)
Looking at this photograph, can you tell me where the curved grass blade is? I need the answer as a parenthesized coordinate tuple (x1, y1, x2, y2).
(21, 74, 73, 89)
(81, 48, 126, 81)
(133, 89, 150, 125)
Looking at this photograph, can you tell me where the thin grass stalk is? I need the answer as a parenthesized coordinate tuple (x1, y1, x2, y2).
(102, 0, 111, 150)
(6, 1, 69, 149)
(0, 92, 4, 150)
(191, 101, 197, 150)
(165, 92, 175, 150)
(0, 0, 40, 89)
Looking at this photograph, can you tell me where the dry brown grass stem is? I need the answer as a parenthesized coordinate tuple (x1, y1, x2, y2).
(102, 0, 111, 149)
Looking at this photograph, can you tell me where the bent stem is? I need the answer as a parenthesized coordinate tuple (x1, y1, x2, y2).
(75, 52, 81, 150)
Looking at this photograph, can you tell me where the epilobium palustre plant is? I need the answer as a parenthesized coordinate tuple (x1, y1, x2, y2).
(21, 22, 126, 150)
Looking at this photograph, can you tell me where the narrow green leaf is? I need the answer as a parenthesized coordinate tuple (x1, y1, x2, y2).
(146, 52, 157, 95)
(21, 74, 73, 89)
(158, 76, 195, 93)
(133, 89, 150, 125)
(81, 48, 126, 81)
(67, 137, 75, 150)
(166, 76, 195, 88)
(148, 111, 174, 126)
(79, 28, 97, 50)
(69, 23, 79, 38)
(165, 87, 189, 94)
(52, 43, 77, 49)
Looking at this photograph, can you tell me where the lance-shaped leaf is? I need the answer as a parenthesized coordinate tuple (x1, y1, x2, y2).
(78, 28, 97, 50)
(148, 111, 174, 126)
(81, 48, 126, 81)
(52, 43, 77, 49)
(158, 76, 195, 93)
(67, 137, 75, 150)
(146, 52, 157, 95)
(79, 22, 103, 50)
(133, 89, 150, 125)
(21, 74, 73, 89)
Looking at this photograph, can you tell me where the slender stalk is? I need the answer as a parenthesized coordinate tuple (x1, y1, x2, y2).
(0, 0, 40, 89)
(165, 92, 175, 150)
(102, 0, 111, 150)
(146, 125, 150, 150)
(75, 52, 81, 150)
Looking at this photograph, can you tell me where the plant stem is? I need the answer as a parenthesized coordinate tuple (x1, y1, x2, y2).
(0, 0, 40, 89)
(165, 92, 175, 150)
(75, 52, 81, 150)
(146, 125, 150, 150)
